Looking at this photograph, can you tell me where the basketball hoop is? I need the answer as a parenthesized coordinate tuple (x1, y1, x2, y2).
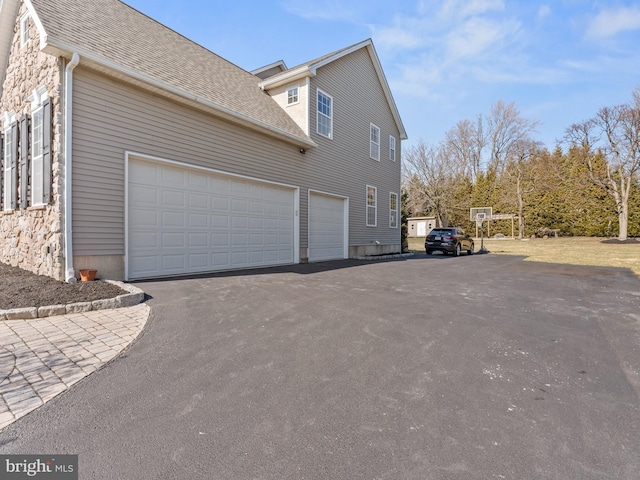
(475, 213, 485, 228)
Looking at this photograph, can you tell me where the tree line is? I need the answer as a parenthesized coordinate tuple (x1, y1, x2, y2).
(402, 88, 640, 240)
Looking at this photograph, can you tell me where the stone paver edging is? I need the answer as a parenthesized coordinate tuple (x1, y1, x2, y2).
(0, 303, 150, 430)
(0, 281, 145, 321)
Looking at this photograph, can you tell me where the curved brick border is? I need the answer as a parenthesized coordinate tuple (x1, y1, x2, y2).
(0, 281, 145, 321)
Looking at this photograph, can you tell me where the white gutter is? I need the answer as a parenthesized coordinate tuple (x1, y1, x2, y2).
(63, 53, 80, 282)
(42, 37, 316, 148)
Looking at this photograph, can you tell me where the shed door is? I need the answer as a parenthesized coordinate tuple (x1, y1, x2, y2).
(127, 158, 295, 279)
(308, 192, 347, 262)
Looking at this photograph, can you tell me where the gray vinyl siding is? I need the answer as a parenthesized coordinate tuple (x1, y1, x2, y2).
(308, 48, 401, 246)
(71, 47, 401, 256)
(72, 67, 311, 256)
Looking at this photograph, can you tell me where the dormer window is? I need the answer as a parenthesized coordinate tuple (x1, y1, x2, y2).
(20, 14, 30, 48)
(287, 86, 299, 106)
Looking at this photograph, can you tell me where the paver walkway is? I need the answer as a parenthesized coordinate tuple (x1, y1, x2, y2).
(0, 303, 150, 430)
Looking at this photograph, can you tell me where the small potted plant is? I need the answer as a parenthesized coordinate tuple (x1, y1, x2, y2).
(79, 269, 98, 282)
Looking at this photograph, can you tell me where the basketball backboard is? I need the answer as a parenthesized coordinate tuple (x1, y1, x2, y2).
(470, 207, 492, 221)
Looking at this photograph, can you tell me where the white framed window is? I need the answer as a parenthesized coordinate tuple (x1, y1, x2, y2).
(366, 185, 377, 227)
(287, 86, 299, 106)
(3, 124, 13, 211)
(370, 123, 380, 160)
(31, 106, 44, 205)
(389, 192, 399, 228)
(317, 89, 333, 139)
(29, 88, 49, 206)
(389, 135, 396, 161)
(20, 14, 30, 48)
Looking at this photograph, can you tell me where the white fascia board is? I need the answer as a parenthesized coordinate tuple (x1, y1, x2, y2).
(251, 60, 288, 76)
(363, 43, 408, 141)
(308, 39, 373, 75)
(40, 37, 316, 148)
(23, 0, 47, 49)
(310, 39, 408, 141)
(258, 65, 313, 91)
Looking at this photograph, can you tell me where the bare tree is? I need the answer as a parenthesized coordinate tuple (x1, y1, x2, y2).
(501, 141, 542, 238)
(487, 100, 541, 173)
(565, 87, 640, 240)
(403, 139, 457, 227)
(401, 173, 429, 216)
(444, 116, 486, 181)
(444, 101, 539, 180)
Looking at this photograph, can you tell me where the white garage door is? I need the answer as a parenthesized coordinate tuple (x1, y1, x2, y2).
(127, 158, 296, 280)
(308, 192, 347, 262)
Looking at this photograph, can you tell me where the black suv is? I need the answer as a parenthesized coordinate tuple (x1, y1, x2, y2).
(425, 228, 474, 256)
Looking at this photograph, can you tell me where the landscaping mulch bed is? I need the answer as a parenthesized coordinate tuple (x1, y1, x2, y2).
(0, 262, 127, 310)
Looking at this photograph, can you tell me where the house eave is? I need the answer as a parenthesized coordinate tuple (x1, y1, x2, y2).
(40, 38, 317, 149)
(258, 66, 313, 91)
(251, 60, 288, 77)
(260, 39, 408, 141)
(0, 0, 21, 101)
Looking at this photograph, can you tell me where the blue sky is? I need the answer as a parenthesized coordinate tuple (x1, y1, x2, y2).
(125, 0, 640, 152)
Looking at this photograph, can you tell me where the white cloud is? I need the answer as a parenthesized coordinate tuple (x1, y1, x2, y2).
(445, 17, 519, 59)
(537, 5, 551, 21)
(439, 0, 505, 20)
(371, 26, 424, 50)
(586, 5, 640, 38)
(279, 0, 360, 21)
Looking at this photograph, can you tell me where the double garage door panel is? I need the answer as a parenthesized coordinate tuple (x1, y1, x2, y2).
(128, 160, 295, 279)
(308, 193, 346, 262)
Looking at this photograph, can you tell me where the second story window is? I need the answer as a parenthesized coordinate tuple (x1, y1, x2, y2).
(317, 89, 332, 139)
(390, 135, 396, 161)
(20, 14, 30, 48)
(287, 86, 299, 106)
(370, 123, 380, 161)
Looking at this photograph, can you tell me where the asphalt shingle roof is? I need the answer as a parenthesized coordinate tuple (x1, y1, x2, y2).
(30, 0, 311, 143)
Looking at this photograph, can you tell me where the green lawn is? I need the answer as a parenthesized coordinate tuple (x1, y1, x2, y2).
(408, 236, 640, 278)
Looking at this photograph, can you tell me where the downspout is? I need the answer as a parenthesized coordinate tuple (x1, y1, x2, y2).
(63, 53, 80, 282)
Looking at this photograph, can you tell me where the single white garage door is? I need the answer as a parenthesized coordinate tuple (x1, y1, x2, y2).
(308, 192, 347, 262)
(127, 158, 296, 279)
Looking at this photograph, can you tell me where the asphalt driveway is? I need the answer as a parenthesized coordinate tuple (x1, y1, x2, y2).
(1, 254, 639, 479)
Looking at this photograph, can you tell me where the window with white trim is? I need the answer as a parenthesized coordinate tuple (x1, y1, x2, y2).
(366, 185, 377, 227)
(287, 86, 299, 106)
(20, 14, 30, 48)
(370, 123, 380, 160)
(317, 89, 333, 138)
(3, 122, 13, 211)
(29, 87, 51, 205)
(31, 106, 44, 205)
(389, 192, 399, 228)
(389, 135, 396, 161)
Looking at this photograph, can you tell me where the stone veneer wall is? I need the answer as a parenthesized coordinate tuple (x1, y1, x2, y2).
(0, 3, 64, 280)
